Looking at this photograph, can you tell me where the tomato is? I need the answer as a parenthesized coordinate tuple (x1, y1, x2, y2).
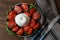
(8, 11, 16, 21)
(14, 6, 22, 13)
(7, 15, 14, 21)
(28, 27, 33, 34)
(16, 28, 23, 35)
(24, 25, 30, 32)
(9, 11, 16, 17)
(8, 21, 16, 29)
(24, 12, 31, 17)
(12, 26, 18, 32)
(30, 19, 36, 27)
(30, 8, 36, 15)
(33, 23, 40, 30)
(21, 3, 28, 11)
(32, 12, 40, 20)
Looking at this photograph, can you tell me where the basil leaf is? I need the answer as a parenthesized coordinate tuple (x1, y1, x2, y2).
(6, 26, 16, 36)
(6, 10, 9, 15)
(30, 4, 36, 9)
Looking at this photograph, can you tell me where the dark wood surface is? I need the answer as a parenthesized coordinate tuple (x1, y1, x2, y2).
(0, 0, 60, 40)
(55, 0, 60, 14)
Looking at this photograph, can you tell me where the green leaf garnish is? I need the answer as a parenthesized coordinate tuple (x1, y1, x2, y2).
(6, 26, 16, 36)
(30, 4, 36, 9)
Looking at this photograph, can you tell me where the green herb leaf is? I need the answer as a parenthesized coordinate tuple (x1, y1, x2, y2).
(30, 4, 36, 9)
(6, 11, 9, 15)
(6, 26, 16, 36)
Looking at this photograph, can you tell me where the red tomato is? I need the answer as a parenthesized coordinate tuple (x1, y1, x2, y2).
(24, 12, 31, 17)
(16, 28, 23, 35)
(21, 3, 28, 11)
(30, 8, 36, 15)
(30, 19, 36, 27)
(32, 12, 40, 20)
(8, 21, 16, 29)
(8, 11, 16, 21)
(12, 26, 18, 32)
(33, 23, 40, 30)
(28, 27, 33, 34)
(9, 11, 16, 17)
(24, 25, 30, 32)
(7, 15, 14, 21)
(14, 6, 22, 13)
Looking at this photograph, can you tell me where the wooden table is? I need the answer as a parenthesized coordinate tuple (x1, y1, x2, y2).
(0, 0, 59, 40)
(55, 0, 60, 14)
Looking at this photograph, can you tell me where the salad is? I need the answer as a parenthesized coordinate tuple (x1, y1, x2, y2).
(6, 3, 41, 36)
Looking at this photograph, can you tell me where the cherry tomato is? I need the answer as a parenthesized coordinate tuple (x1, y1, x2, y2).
(33, 23, 40, 30)
(24, 25, 30, 32)
(24, 12, 31, 17)
(12, 26, 18, 32)
(7, 15, 14, 21)
(9, 11, 16, 17)
(30, 8, 36, 15)
(16, 28, 23, 35)
(32, 12, 40, 20)
(14, 6, 22, 13)
(8, 21, 16, 29)
(8, 11, 16, 21)
(30, 19, 36, 27)
(21, 3, 28, 11)
(28, 27, 33, 34)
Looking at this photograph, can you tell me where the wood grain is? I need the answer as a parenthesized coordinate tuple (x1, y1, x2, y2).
(55, 0, 60, 14)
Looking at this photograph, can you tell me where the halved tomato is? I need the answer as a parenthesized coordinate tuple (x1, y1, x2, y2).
(33, 23, 40, 30)
(8, 11, 16, 21)
(30, 19, 36, 27)
(16, 28, 23, 35)
(14, 6, 22, 13)
(7, 15, 14, 21)
(8, 21, 16, 29)
(24, 25, 30, 32)
(30, 8, 36, 15)
(27, 27, 33, 34)
(21, 3, 28, 11)
(24, 12, 31, 17)
(12, 26, 18, 32)
(8, 11, 16, 16)
(32, 12, 40, 20)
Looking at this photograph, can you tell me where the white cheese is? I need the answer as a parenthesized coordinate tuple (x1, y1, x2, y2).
(15, 13, 30, 27)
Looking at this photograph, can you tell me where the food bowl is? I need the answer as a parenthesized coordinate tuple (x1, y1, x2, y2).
(6, 3, 45, 37)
